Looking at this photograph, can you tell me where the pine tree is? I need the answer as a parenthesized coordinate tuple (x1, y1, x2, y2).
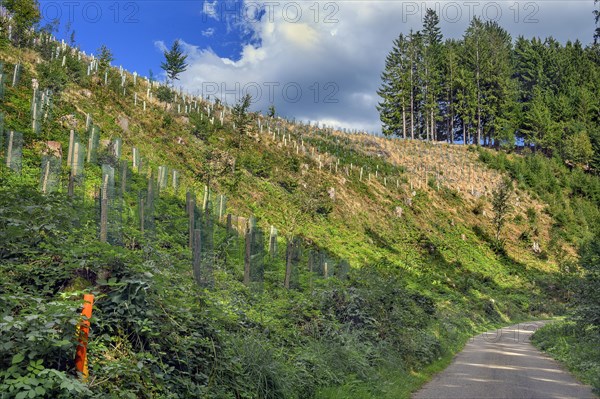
(377, 34, 403, 137)
(514, 36, 564, 151)
(161, 40, 188, 84)
(594, 0, 600, 44)
(463, 18, 485, 145)
(514, 37, 543, 102)
(422, 9, 443, 141)
(492, 177, 513, 244)
(376, 12, 599, 167)
(482, 21, 515, 147)
(457, 28, 479, 145)
(378, 33, 411, 137)
(232, 94, 253, 149)
(407, 30, 423, 139)
(463, 18, 514, 146)
(3, 0, 40, 46)
(455, 62, 477, 145)
(521, 87, 558, 151)
(97, 45, 114, 72)
(442, 39, 461, 143)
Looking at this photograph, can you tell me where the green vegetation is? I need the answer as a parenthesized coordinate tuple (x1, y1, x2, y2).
(2, 0, 41, 47)
(478, 149, 600, 246)
(0, 4, 599, 399)
(481, 143, 600, 393)
(532, 228, 600, 394)
(378, 9, 600, 173)
(532, 321, 600, 393)
(232, 93, 253, 149)
(492, 177, 513, 245)
(160, 40, 188, 84)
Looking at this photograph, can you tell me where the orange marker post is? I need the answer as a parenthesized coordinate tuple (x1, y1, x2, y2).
(74, 294, 94, 381)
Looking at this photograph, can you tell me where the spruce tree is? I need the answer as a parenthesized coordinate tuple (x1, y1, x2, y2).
(375, 10, 600, 166)
(161, 40, 188, 84)
(594, 0, 600, 44)
(378, 34, 410, 137)
(377, 35, 402, 137)
(462, 18, 485, 145)
(232, 94, 253, 149)
(492, 177, 513, 245)
(482, 21, 515, 147)
(407, 30, 423, 139)
(97, 45, 114, 72)
(4, 0, 40, 46)
(441, 39, 461, 143)
(422, 9, 443, 141)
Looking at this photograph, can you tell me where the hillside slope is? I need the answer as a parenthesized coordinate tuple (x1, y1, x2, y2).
(0, 33, 587, 398)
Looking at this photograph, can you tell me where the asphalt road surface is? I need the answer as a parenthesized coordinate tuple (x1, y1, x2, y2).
(413, 321, 597, 399)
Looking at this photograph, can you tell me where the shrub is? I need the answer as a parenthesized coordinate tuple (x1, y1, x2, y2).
(156, 85, 174, 105)
(472, 199, 485, 215)
(575, 234, 600, 331)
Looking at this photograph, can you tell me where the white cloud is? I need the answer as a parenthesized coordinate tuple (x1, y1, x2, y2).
(202, 28, 215, 37)
(153, 40, 167, 53)
(202, 0, 219, 21)
(176, 0, 596, 133)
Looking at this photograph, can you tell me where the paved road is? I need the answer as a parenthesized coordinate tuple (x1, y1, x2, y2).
(413, 321, 597, 399)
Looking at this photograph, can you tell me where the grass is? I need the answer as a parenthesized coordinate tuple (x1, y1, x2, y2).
(318, 314, 548, 399)
(532, 320, 600, 394)
(316, 344, 460, 399)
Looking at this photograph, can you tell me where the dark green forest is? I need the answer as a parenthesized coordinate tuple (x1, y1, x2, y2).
(378, 9, 600, 171)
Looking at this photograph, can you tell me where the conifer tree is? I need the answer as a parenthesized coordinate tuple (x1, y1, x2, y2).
(4, 0, 40, 46)
(407, 30, 423, 139)
(594, 0, 600, 44)
(97, 45, 114, 72)
(161, 40, 188, 84)
(232, 94, 253, 149)
(378, 34, 410, 137)
(492, 177, 513, 245)
(462, 18, 486, 146)
(441, 39, 461, 143)
(482, 21, 515, 147)
(375, 10, 600, 167)
(422, 9, 443, 141)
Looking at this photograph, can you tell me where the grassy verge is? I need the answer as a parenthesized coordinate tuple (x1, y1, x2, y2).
(531, 320, 600, 395)
(316, 346, 460, 399)
(317, 317, 543, 399)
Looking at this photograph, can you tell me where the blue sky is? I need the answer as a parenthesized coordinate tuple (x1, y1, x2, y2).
(39, 1, 599, 133)
(38, 1, 250, 78)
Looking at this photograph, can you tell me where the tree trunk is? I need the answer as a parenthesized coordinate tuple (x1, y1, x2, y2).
(476, 41, 481, 147)
(425, 74, 429, 141)
(431, 109, 435, 141)
(410, 63, 415, 139)
(467, 123, 471, 145)
(449, 64, 454, 144)
(402, 106, 406, 139)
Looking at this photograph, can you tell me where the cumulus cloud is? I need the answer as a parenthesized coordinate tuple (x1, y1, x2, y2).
(177, 0, 596, 133)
